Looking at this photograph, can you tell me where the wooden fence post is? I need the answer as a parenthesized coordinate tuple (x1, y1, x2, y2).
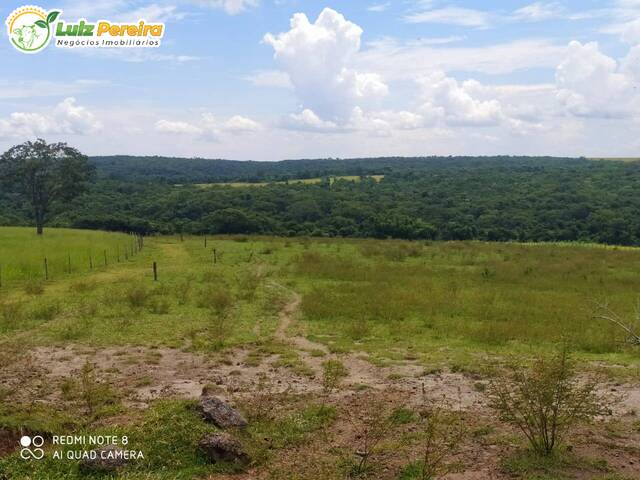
(89, 255, 93, 270)
(213, 248, 217, 264)
(153, 262, 158, 281)
(204, 236, 207, 248)
(44, 258, 48, 280)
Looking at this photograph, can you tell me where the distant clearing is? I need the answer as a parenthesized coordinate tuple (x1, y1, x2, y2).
(193, 174, 385, 188)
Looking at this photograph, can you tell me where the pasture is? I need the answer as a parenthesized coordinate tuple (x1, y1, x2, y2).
(194, 174, 385, 188)
(0, 228, 137, 287)
(0, 228, 639, 479)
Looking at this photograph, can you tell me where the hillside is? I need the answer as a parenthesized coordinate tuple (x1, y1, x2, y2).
(89, 155, 586, 183)
(3, 156, 640, 245)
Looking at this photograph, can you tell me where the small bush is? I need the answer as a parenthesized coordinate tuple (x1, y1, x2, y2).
(148, 298, 170, 315)
(488, 347, 608, 456)
(1, 301, 23, 324)
(126, 285, 151, 309)
(322, 359, 348, 401)
(30, 301, 61, 321)
(24, 279, 45, 295)
(198, 287, 234, 315)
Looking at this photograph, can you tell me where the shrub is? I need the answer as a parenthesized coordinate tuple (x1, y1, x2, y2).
(24, 279, 44, 295)
(488, 347, 608, 456)
(1, 301, 23, 324)
(148, 298, 170, 315)
(126, 285, 151, 309)
(321, 359, 348, 403)
(198, 287, 234, 315)
(30, 301, 61, 321)
(401, 405, 465, 480)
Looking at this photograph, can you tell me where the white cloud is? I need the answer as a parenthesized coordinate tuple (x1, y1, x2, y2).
(264, 8, 388, 122)
(356, 38, 567, 79)
(417, 72, 504, 126)
(367, 3, 390, 12)
(243, 70, 292, 88)
(555, 41, 639, 118)
(224, 115, 262, 133)
(0, 97, 101, 139)
(511, 2, 564, 22)
(154, 113, 262, 140)
(155, 119, 202, 135)
(404, 7, 491, 28)
(281, 109, 340, 133)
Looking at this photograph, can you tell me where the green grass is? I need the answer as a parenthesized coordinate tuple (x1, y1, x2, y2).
(289, 239, 640, 366)
(0, 227, 136, 287)
(194, 174, 384, 188)
(1, 228, 640, 478)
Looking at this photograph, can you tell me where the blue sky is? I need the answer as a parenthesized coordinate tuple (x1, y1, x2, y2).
(1, 0, 640, 160)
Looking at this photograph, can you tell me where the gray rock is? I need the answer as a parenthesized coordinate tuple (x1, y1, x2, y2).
(80, 445, 127, 472)
(199, 395, 247, 428)
(199, 433, 250, 465)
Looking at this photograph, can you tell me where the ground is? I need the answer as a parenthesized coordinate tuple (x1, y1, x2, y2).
(0, 229, 639, 479)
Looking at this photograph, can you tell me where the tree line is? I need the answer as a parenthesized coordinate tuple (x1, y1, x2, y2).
(1, 140, 639, 245)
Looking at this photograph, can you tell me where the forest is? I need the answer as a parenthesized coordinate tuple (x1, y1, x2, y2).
(1, 155, 639, 245)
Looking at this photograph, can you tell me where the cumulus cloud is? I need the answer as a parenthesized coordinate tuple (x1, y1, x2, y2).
(224, 115, 262, 133)
(555, 41, 639, 118)
(0, 97, 101, 139)
(154, 113, 262, 140)
(281, 109, 340, 133)
(417, 72, 504, 126)
(263, 8, 388, 122)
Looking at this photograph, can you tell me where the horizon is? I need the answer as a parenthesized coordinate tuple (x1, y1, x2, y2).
(2, 1, 640, 160)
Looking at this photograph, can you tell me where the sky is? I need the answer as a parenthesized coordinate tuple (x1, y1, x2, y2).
(1, 0, 640, 160)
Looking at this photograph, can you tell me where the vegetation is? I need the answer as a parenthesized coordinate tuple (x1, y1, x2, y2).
(0, 227, 136, 287)
(489, 347, 607, 456)
(0, 139, 93, 235)
(3, 154, 640, 245)
(0, 229, 638, 479)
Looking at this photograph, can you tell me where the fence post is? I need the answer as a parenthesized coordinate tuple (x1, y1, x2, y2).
(153, 261, 158, 281)
(117, 246, 120, 262)
(204, 236, 207, 248)
(44, 257, 48, 280)
(89, 255, 93, 270)
(213, 248, 217, 264)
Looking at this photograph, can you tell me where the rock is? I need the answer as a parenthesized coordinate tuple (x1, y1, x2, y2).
(80, 445, 127, 472)
(199, 433, 250, 465)
(199, 394, 247, 428)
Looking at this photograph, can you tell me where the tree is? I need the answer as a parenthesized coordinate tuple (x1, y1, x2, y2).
(0, 139, 93, 234)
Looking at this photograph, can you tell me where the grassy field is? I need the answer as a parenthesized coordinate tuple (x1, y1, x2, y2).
(0, 228, 639, 479)
(0, 227, 137, 287)
(194, 174, 385, 188)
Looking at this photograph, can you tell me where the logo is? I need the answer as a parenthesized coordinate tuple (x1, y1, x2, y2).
(6, 5, 164, 54)
(19, 435, 45, 460)
(6, 5, 59, 53)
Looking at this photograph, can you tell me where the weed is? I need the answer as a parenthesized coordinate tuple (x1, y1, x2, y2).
(489, 347, 609, 456)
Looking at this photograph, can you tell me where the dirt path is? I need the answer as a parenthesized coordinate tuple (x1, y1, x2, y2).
(269, 283, 484, 408)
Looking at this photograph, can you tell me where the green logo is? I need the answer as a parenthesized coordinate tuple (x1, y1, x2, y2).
(6, 6, 60, 54)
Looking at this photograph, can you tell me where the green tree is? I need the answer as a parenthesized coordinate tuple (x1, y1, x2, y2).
(0, 139, 93, 235)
